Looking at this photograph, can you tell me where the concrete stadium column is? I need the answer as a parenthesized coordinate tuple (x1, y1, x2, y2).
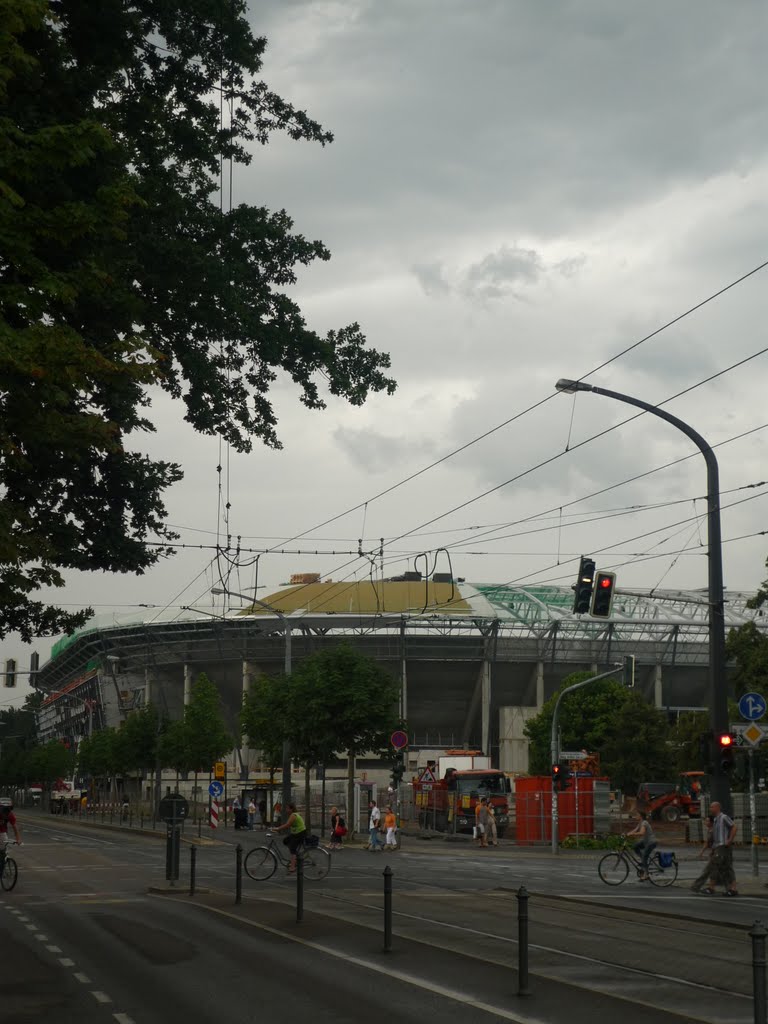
(183, 663, 193, 706)
(242, 660, 254, 702)
(535, 661, 545, 708)
(654, 664, 663, 708)
(481, 660, 491, 756)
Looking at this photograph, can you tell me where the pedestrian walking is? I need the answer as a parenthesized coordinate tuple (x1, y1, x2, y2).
(368, 800, 383, 851)
(476, 797, 490, 848)
(247, 797, 257, 830)
(383, 805, 398, 850)
(474, 799, 484, 846)
(700, 801, 738, 896)
(486, 802, 499, 846)
(691, 814, 715, 893)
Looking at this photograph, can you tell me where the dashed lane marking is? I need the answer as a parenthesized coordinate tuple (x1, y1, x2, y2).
(74, 973, 91, 984)
(46, 945, 62, 953)
(59, 958, 75, 967)
(113, 1014, 136, 1023)
(92, 991, 112, 1004)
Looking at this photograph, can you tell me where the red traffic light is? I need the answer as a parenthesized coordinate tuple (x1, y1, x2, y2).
(718, 733, 733, 747)
(598, 576, 612, 589)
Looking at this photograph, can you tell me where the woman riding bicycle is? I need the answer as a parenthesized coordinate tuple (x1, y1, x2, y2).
(273, 802, 306, 874)
(0, 798, 22, 870)
(627, 809, 657, 880)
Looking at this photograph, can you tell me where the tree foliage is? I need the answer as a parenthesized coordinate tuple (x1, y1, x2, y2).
(182, 673, 233, 772)
(523, 672, 674, 791)
(0, 0, 396, 640)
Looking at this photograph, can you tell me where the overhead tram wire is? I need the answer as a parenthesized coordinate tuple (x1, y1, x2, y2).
(257, 257, 768, 557)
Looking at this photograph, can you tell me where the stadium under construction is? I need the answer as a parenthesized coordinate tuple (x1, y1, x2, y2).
(33, 577, 768, 775)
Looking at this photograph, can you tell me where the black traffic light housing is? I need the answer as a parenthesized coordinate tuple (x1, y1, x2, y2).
(590, 571, 616, 617)
(699, 731, 714, 772)
(572, 556, 596, 614)
(551, 762, 572, 792)
(391, 755, 405, 788)
(718, 733, 736, 772)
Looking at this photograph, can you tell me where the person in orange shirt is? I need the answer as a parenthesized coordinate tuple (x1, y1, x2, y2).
(383, 806, 398, 850)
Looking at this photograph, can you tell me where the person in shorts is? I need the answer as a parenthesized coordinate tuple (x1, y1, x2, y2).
(273, 802, 307, 874)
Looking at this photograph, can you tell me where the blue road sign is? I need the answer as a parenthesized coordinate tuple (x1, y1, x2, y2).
(739, 692, 767, 722)
(208, 780, 224, 799)
(391, 730, 408, 750)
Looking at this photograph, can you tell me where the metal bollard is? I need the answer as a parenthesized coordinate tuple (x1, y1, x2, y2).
(383, 864, 393, 952)
(516, 884, 531, 997)
(190, 845, 197, 897)
(235, 844, 243, 905)
(296, 853, 304, 924)
(751, 921, 767, 1024)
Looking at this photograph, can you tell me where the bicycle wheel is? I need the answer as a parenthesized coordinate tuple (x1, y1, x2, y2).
(301, 847, 331, 881)
(1, 856, 18, 892)
(648, 853, 678, 887)
(244, 847, 278, 881)
(598, 852, 629, 885)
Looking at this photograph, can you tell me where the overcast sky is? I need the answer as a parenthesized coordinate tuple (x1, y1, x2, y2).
(4, 0, 768, 706)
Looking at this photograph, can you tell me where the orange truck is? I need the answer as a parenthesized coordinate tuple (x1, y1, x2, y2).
(413, 753, 511, 837)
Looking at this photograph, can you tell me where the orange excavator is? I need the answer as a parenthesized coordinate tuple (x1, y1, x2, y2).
(637, 771, 705, 822)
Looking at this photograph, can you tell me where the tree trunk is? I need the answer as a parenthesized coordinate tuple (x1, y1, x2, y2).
(347, 749, 356, 837)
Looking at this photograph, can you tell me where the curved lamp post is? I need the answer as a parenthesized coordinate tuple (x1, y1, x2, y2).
(555, 378, 730, 812)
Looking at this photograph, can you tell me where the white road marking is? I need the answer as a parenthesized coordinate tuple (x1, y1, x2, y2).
(46, 945, 62, 953)
(92, 991, 112, 1004)
(74, 973, 91, 984)
(24, 923, 37, 931)
(163, 898, 547, 1024)
(59, 958, 75, 967)
(17, 915, 30, 921)
(114, 1014, 136, 1023)
(34, 934, 48, 942)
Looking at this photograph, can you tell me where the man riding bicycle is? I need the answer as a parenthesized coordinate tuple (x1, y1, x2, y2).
(272, 802, 306, 874)
(0, 799, 22, 871)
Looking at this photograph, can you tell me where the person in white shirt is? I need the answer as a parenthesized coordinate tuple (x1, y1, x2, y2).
(368, 800, 382, 851)
(701, 801, 738, 896)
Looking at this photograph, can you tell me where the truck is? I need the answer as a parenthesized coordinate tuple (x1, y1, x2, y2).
(413, 751, 511, 837)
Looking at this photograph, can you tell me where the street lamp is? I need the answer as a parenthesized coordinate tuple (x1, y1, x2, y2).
(555, 378, 730, 811)
(211, 586, 293, 814)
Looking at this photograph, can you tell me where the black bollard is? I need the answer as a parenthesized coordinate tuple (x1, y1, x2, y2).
(296, 853, 304, 924)
(383, 864, 393, 952)
(751, 921, 768, 1024)
(235, 844, 243, 905)
(190, 845, 197, 897)
(516, 884, 531, 997)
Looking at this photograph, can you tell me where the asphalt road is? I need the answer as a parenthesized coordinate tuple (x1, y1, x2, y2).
(4, 813, 768, 1023)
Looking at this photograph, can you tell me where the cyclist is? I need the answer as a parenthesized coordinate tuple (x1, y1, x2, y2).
(627, 809, 656, 880)
(0, 798, 22, 871)
(273, 802, 306, 874)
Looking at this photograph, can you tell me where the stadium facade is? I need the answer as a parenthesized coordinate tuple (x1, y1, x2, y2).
(34, 579, 767, 775)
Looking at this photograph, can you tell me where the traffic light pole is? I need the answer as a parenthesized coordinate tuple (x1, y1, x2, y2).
(555, 379, 730, 814)
(550, 667, 626, 855)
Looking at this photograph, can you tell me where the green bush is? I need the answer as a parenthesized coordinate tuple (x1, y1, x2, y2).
(560, 833, 625, 850)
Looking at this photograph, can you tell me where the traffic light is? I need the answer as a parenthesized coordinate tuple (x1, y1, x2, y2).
(572, 556, 596, 613)
(391, 755, 405, 788)
(551, 763, 572, 791)
(3, 659, 16, 688)
(29, 651, 39, 686)
(590, 571, 616, 617)
(718, 733, 736, 772)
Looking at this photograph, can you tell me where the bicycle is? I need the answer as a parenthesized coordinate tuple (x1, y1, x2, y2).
(244, 831, 331, 882)
(598, 838, 678, 887)
(1, 841, 19, 892)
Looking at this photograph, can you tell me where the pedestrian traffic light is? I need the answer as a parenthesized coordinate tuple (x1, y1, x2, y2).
(391, 756, 405, 788)
(572, 556, 596, 614)
(590, 571, 616, 617)
(718, 733, 736, 772)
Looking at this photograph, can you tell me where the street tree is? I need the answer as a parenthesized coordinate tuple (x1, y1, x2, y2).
(523, 672, 673, 791)
(176, 673, 232, 813)
(1, 0, 396, 641)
